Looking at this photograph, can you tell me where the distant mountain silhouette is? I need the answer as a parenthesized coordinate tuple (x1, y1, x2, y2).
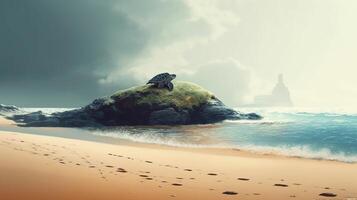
(250, 74, 293, 107)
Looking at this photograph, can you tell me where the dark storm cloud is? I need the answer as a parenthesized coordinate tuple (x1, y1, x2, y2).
(0, 0, 188, 107)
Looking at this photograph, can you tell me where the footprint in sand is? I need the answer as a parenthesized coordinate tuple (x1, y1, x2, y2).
(222, 191, 238, 195)
(117, 168, 127, 173)
(140, 175, 149, 177)
(274, 184, 288, 187)
(145, 161, 153, 163)
(207, 173, 218, 176)
(319, 193, 337, 197)
(237, 178, 250, 181)
(105, 165, 114, 168)
(172, 183, 183, 186)
(184, 169, 192, 171)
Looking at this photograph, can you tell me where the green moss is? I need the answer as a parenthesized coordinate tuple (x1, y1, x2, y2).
(110, 81, 215, 109)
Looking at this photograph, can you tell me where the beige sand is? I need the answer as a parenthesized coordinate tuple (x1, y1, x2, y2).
(0, 117, 15, 127)
(0, 118, 357, 200)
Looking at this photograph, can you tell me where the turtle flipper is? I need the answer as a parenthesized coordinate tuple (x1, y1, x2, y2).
(166, 82, 174, 91)
(157, 82, 165, 88)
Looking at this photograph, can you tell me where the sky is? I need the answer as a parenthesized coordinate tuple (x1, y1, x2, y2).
(1, 0, 357, 108)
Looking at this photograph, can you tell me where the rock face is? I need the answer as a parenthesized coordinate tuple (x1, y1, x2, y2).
(0, 104, 19, 114)
(10, 81, 262, 127)
(252, 74, 293, 107)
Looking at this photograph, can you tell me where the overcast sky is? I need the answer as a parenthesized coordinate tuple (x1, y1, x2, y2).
(1, 0, 357, 108)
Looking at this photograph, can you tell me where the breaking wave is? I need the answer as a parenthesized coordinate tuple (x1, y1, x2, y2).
(235, 144, 357, 163)
(90, 128, 357, 163)
(10, 107, 357, 163)
(88, 107, 357, 163)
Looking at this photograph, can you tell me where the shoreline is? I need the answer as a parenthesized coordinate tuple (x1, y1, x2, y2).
(1, 116, 357, 199)
(1, 130, 356, 200)
(1, 117, 355, 164)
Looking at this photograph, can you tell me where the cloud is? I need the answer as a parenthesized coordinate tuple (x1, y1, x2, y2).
(105, 0, 241, 82)
(0, 0, 192, 107)
(109, 0, 248, 106)
(181, 59, 252, 106)
(0, 0, 251, 107)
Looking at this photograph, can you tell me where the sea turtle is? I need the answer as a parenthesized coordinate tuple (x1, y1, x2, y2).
(147, 73, 176, 91)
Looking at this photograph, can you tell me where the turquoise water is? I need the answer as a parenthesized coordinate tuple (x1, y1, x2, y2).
(2, 107, 357, 162)
(90, 108, 357, 162)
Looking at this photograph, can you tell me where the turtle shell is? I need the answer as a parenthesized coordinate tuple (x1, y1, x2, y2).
(147, 73, 171, 83)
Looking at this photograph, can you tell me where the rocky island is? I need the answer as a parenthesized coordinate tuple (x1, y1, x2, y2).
(0, 104, 19, 113)
(8, 81, 261, 127)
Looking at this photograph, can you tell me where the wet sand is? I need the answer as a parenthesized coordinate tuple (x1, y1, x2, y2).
(1, 118, 357, 200)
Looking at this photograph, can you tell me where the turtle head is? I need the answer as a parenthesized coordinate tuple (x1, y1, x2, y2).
(169, 74, 176, 80)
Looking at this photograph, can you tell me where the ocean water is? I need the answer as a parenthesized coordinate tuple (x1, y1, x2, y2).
(2, 107, 357, 163)
(89, 107, 357, 163)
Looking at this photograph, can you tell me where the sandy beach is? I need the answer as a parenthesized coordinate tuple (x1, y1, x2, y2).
(0, 117, 357, 200)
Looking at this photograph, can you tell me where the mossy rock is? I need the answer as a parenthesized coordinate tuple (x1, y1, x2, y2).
(8, 81, 262, 127)
(110, 81, 216, 110)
